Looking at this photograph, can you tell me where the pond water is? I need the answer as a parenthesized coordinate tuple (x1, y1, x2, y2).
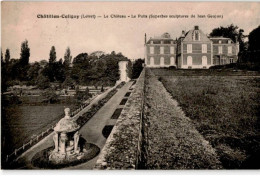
(2, 103, 74, 157)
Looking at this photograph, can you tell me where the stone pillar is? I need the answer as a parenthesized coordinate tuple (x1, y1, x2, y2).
(74, 131, 80, 153)
(118, 60, 130, 82)
(53, 132, 59, 152)
(60, 133, 68, 155)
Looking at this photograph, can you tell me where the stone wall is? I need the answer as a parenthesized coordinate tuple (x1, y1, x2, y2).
(94, 69, 145, 170)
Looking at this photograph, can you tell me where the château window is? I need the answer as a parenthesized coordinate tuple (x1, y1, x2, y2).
(147, 57, 150, 65)
(202, 44, 207, 53)
(228, 46, 232, 54)
(187, 44, 192, 53)
(160, 57, 164, 66)
(202, 56, 207, 66)
(150, 47, 154, 54)
(160, 46, 164, 54)
(218, 46, 223, 54)
(170, 57, 175, 65)
(170, 47, 174, 54)
(150, 57, 154, 65)
(187, 56, 192, 66)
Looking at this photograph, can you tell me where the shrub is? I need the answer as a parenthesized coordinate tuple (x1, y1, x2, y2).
(41, 89, 59, 104)
(169, 66, 177, 70)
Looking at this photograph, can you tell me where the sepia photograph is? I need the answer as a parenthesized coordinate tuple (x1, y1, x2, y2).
(1, 1, 260, 171)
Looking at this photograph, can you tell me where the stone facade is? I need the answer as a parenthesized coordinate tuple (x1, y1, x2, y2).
(145, 26, 239, 69)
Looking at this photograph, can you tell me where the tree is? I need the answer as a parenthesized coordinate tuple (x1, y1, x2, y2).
(100, 85, 104, 92)
(71, 53, 91, 84)
(36, 74, 50, 89)
(18, 40, 30, 80)
(27, 62, 41, 85)
(90, 51, 105, 58)
(20, 40, 30, 66)
(104, 55, 120, 84)
(62, 76, 74, 89)
(210, 24, 246, 56)
(132, 58, 144, 79)
(210, 24, 239, 42)
(49, 46, 57, 64)
(74, 85, 84, 105)
(85, 87, 90, 95)
(63, 47, 72, 79)
(41, 88, 59, 104)
(1, 50, 7, 92)
(248, 26, 260, 52)
(64, 47, 72, 68)
(47, 46, 58, 82)
(1, 50, 3, 63)
(53, 58, 65, 82)
(126, 60, 133, 79)
(4, 49, 10, 64)
(39, 60, 48, 68)
(85, 87, 92, 99)
(247, 26, 260, 63)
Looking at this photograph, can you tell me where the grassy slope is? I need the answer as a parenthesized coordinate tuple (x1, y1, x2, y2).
(143, 69, 222, 169)
(152, 68, 260, 169)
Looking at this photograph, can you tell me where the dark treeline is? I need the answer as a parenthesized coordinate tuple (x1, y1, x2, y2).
(1, 41, 144, 93)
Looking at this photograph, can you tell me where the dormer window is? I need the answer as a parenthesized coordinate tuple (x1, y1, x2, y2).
(193, 31, 200, 41)
(195, 32, 199, 40)
(228, 40, 231, 44)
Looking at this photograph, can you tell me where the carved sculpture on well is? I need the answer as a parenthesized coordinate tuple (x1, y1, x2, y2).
(49, 108, 82, 163)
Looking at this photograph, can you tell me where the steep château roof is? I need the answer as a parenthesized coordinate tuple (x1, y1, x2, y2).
(145, 26, 235, 45)
(183, 26, 211, 42)
(146, 32, 177, 44)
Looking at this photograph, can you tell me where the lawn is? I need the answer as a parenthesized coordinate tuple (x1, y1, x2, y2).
(152, 68, 260, 169)
(1, 103, 75, 158)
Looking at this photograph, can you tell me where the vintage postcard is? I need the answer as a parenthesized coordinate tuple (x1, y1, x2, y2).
(1, 1, 260, 170)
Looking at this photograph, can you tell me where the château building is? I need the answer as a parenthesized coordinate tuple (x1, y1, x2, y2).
(210, 37, 239, 65)
(144, 26, 239, 69)
(145, 32, 177, 67)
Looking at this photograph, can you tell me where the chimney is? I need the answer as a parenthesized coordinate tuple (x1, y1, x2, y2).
(145, 33, 147, 44)
(194, 26, 199, 30)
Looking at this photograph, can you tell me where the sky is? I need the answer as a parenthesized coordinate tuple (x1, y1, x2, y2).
(1, 1, 260, 62)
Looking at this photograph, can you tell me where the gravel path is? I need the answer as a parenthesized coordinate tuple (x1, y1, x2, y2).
(143, 68, 222, 169)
